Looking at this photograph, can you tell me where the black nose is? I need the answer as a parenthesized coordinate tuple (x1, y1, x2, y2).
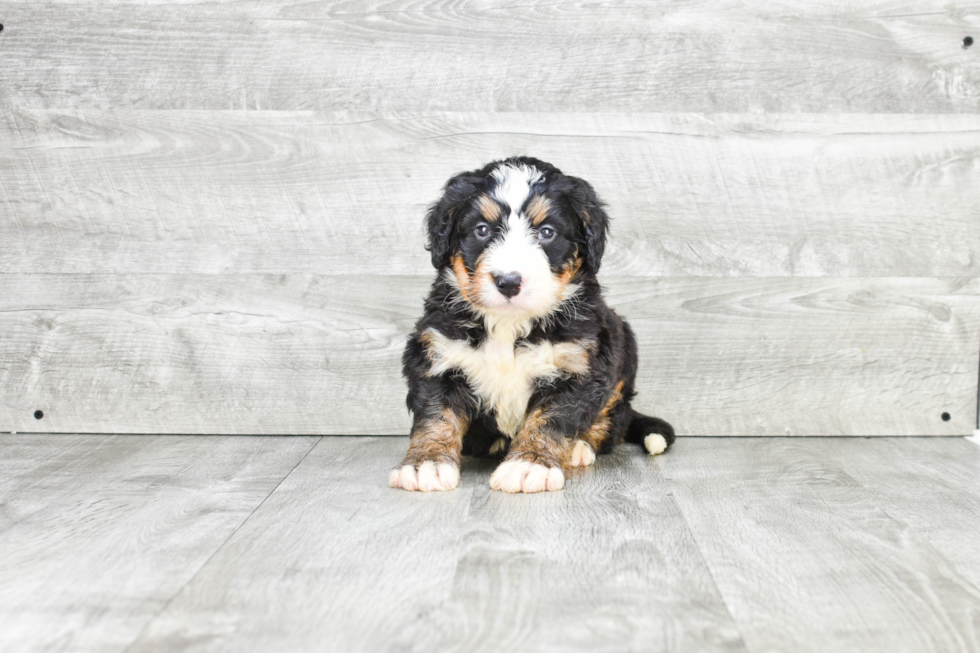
(492, 272, 522, 298)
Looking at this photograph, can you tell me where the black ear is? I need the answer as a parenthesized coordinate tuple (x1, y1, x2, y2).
(561, 175, 610, 274)
(425, 173, 482, 269)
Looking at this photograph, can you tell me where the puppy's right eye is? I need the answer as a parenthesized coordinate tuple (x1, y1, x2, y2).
(475, 225, 491, 238)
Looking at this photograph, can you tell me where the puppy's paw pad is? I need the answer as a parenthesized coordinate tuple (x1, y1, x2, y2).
(389, 462, 459, 492)
(569, 440, 596, 467)
(644, 434, 668, 456)
(490, 460, 564, 493)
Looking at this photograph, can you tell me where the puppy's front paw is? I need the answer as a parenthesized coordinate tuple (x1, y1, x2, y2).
(489, 460, 564, 493)
(569, 440, 596, 467)
(389, 461, 460, 492)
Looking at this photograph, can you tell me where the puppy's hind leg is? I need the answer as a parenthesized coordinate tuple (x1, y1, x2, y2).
(569, 382, 628, 467)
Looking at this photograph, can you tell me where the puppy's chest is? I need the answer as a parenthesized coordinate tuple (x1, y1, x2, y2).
(424, 329, 589, 437)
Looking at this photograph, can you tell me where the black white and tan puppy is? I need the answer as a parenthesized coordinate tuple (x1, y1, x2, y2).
(390, 157, 675, 494)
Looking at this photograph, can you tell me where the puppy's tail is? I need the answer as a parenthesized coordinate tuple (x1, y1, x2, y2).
(624, 409, 675, 456)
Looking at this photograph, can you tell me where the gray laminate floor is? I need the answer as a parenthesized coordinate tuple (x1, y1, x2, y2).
(2, 435, 980, 653)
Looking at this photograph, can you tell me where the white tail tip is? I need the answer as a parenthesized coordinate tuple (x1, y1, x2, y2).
(644, 434, 668, 456)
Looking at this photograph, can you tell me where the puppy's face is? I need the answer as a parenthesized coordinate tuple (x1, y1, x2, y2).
(427, 158, 608, 321)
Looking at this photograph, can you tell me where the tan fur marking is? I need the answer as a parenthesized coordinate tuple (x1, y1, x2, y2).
(521, 407, 548, 435)
(526, 195, 552, 225)
(477, 194, 501, 223)
(558, 256, 583, 286)
(552, 340, 591, 376)
(451, 255, 474, 302)
(601, 381, 625, 418)
(472, 259, 493, 298)
(553, 254, 583, 304)
(577, 380, 625, 455)
(452, 254, 492, 309)
(401, 408, 470, 468)
(508, 408, 571, 471)
(578, 416, 609, 454)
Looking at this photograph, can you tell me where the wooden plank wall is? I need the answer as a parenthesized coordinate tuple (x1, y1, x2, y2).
(0, 1, 978, 435)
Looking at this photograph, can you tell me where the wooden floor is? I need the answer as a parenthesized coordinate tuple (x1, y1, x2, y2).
(3, 435, 980, 653)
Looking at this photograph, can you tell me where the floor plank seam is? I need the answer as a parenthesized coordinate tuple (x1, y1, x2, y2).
(119, 435, 324, 653)
(658, 471, 753, 653)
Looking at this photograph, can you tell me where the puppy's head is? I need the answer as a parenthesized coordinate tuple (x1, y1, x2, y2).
(426, 157, 609, 320)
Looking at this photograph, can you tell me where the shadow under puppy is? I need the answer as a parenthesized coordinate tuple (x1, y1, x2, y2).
(391, 157, 674, 494)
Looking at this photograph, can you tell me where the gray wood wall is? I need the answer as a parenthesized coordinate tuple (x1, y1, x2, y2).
(1, 1, 978, 435)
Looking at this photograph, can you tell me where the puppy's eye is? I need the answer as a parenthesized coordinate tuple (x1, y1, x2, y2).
(475, 224, 491, 238)
(538, 226, 556, 242)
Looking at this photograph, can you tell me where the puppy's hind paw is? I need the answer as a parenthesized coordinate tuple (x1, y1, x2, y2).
(389, 461, 460, 492)
(569, 440, 596, 467)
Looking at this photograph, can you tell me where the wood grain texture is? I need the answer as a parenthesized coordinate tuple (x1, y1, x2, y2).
(126, 436, 746, 653)
(127, 436, 480, 653)
(660, 437, 980, 653)
(824, 438, 980, 598)
(7, 435, 980, 653)
(1, 275, 976, 435)
(3, 110, 980, 277)
(8, 435, 975, 652)
(0, 274, 427, 436)
(1, 0, 977, 438)
(0, 433, 319, 653)
(0, 2, 977, 112)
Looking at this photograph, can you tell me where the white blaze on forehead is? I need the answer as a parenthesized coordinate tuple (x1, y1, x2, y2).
(486, 163, 547, 280)
(491, 163, 542, 217)
(485, 213, 540, 274)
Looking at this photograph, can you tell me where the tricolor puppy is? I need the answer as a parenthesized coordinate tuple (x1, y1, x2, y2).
(390, 157, 675, 494)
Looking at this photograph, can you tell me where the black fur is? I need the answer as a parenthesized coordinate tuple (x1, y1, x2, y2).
(404, 156, 674, 472)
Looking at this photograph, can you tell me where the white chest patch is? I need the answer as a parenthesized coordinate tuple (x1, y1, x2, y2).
(423, 327, 590, 437)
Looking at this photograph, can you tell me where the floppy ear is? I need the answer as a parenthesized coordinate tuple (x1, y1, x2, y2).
(561, 175, 610, 274)
(425, 173, 482, 269)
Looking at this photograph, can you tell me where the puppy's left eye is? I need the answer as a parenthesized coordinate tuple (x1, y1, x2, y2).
(538, 226, 556, 242)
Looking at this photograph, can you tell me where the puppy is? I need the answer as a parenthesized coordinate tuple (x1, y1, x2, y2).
(390, 157, 675, 494)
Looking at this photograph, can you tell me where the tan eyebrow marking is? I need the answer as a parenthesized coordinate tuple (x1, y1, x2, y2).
(525, 195, 552, 225)
(476, 194, 502, 223)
